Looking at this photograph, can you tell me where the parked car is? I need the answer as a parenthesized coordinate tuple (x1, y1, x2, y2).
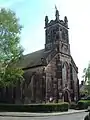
(81, 96, 90, 100)
(86, 96, 90, 100)
(84, 106, 90, 120)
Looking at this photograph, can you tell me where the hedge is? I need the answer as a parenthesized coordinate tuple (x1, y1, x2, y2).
(76, 100, 90, 110)
(0, 102, 69, 112)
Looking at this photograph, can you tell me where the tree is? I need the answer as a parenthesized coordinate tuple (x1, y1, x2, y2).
(83, 62, 90, 94)
(0, 8, 24, 86)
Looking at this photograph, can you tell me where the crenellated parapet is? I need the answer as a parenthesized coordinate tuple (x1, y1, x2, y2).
(45, 7, 68, 29)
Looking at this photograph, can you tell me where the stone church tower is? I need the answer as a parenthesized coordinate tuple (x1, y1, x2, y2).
(43, 8, 79, 103)
(0, 8, 79, 104)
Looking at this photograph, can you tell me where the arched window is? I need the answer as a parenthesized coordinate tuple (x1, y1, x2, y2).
(70, 64, 73, 80)
(56, 60, 62, 79)
(70, 64, 73, 89)
(63, 62, 68, 82)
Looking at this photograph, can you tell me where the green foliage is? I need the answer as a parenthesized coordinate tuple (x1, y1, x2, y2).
(83, 62, 90, 83)
(79, 100, 90, 103)
(80, 90, 88, 95)
(0, 68, 24, 86)
(82, 62, 90, 94)
(0, 8, 24, 86)
(85, 85, 90, 95)
(77, 100, 90, 110)
(0, 102, 69, 112)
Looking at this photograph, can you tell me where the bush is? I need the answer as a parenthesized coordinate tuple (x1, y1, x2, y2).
(45, 102, 69, 112)
(76, 100, 90, 110)
(0, 102, 68, 112)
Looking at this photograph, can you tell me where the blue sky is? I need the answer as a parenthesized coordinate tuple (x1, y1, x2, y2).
(0, 0, 90, 82)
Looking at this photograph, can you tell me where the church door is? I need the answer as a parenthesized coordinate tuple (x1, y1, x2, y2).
(64, 91, 69, 102)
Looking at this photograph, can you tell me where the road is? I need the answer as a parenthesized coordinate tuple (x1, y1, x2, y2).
(0, 112, 88, 120)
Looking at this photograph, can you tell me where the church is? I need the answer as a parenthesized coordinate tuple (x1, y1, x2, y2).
(0, 8, 79, 104)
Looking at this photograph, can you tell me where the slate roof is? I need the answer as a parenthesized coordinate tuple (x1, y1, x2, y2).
(16, 49, 46, 69)
(15, 46, 77, 71)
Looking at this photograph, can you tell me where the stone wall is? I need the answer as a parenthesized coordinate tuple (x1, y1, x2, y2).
(45, 51, 78, 102)
(22, 66, 46, 103)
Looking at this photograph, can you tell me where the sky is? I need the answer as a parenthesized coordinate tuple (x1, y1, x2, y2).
(0, 0, 90, 83)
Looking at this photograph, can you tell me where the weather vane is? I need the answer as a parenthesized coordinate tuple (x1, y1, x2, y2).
(55, 5, 57, 10)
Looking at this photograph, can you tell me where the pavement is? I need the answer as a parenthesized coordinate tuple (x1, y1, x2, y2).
(0, 109, 87, 117)
(0, 112, 88, 120)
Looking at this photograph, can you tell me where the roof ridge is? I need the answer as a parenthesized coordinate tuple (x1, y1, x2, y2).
(24, 49, 44, 57)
